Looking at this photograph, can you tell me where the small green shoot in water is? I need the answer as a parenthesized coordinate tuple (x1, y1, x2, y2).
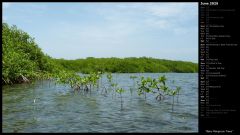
(116, 87, 125, 110)
(55, 72, 182, 112)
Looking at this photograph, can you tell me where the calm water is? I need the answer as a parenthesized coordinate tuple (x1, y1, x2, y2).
(2, 73, 198, 133)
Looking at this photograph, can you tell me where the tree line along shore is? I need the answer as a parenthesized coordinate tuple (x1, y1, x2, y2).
(2, 23, 198, 85)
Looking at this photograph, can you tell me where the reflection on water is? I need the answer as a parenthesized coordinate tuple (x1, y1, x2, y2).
(3, 73, 198, 133)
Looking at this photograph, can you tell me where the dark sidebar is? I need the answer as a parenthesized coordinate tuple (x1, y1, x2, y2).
(199, 1, 239, 134)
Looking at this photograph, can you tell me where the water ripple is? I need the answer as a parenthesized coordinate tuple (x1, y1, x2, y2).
(3, 73, 198, 133)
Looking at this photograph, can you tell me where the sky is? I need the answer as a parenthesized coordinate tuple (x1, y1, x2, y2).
(3, 2, 198, 63)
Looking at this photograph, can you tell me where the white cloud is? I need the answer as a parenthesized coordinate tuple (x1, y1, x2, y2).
(142, 3, 198, 33)
(148, 5, 181, 18)
(3, 3, 11, 9)
(3, 16, 7, 21)
(4, 3, 197, 61)
(145, 19, 171, 29)
(3, 3, 12, 21)
(98, 3, 197, 33)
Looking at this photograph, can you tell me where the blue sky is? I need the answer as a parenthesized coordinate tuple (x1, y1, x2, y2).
(3, 2, 198, 62)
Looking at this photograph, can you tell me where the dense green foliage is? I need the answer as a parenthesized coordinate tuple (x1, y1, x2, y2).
(54, 57, 198, 74)
(2, 23, 186, 111)
(55, 71, 101, 91)
(2, 23, 198, 85)
(2, 23, 64, 84)
(136, 75, 180, 100)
